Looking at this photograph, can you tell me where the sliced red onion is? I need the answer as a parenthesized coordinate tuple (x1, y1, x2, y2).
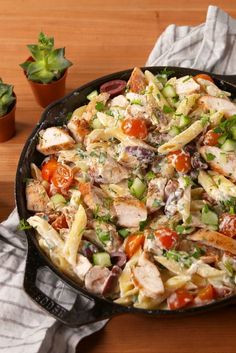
(110, 251, 127, 268)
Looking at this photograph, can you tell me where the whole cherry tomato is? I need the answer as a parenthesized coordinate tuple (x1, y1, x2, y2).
(203, 130, 221, 146)
(194, 73, 214, 83)
(121, 117, 148, 139)
(51, 164, 73, 192)
(41, 159, 58, 182)
(167, 289, 193, 310)
(219, 213, 236, 238)
(125, 234, 145, 259)
(153, 227, 178, 250)
(168, 149, 191, 173)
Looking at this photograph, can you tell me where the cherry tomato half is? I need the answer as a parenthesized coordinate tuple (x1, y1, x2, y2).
(121, 117, 148, 139)
(195, 284, 215, 303)
(203, 130, 221, 146)
(168, 149, 191, 173)
(167, 289, 193, 310)
(125, 234, 145, 259)
(41, 159, 58, 182)
(51, 164, 73, 192)
(194, 74, 214, 83)
(219, 213, 236, 238)
(153, 227, 178, 250)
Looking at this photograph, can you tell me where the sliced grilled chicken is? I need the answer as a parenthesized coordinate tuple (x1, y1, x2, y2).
(199, 95, 236, 117)
(127, 67, 147, 93)
(85, 266, 110, 294)
(113, 197, 147, 228)
(188, 229, 236, 256)
(37, 127, 75, 155)
(26, 179, 50, 212)
(199, 146, 236, 182)
(132, 252, 164, 299)
(146, 177, 167, 213)
(175, 76, 200, 96)
(80, 183, 110, 217)
(83, 92, 110, 122)
(88, 154, 129, 184)
(67, 118, 90, 143)
(74, 254, 92, 281)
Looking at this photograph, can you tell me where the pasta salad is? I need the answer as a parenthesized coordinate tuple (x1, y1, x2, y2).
(25, 67, 236, 310)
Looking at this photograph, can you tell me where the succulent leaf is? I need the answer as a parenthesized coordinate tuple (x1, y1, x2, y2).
(0, 80, 15, 117)
(20, 32, 72, 84)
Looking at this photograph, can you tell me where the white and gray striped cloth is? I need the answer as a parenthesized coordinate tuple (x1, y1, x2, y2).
(146, 5, 236, 75)
(1, 5, 236, 353)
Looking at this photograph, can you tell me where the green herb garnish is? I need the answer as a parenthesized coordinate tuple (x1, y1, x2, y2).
(18, 219, 32, 231)
(163, 105, 174, 114)
(95, 102, 105, 111)
(118, 228, 130, 238)
(205, 153, 215, 161)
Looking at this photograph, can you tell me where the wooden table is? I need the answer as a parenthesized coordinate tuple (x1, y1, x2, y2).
(1, 1, 236, 352)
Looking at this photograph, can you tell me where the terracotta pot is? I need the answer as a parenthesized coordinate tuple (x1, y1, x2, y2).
(27, 69, 68, 108)
(0, 100, 16, 143)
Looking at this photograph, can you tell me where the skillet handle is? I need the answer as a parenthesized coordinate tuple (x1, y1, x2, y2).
(212, 74, 236, 85)
(24, 240, 121, 327)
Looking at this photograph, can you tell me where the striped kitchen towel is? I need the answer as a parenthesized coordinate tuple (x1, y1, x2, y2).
(0, 209, 107, 353)
(1, 4, 236, 353)
(146, 5, 236, 75)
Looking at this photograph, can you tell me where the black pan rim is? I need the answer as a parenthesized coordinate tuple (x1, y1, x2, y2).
(15, 65, 236, 317)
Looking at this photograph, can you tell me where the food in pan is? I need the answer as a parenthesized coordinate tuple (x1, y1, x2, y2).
(25, 67, 236, 310)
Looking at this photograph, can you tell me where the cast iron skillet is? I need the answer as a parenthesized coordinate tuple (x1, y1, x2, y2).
(16, 66, 236, 327)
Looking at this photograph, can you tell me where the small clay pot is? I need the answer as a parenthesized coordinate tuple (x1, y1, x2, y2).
(0, 100, 16, 143)
(27, 70, 67, 108)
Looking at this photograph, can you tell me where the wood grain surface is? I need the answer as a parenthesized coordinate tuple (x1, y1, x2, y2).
(1, 1, 236, 352)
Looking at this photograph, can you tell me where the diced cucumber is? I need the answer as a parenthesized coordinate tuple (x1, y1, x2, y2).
(231, 126, 236, 140)
(50, 193, 67, 209)
(179, 115, 190, 128)
(217, 134, 227, 145)
(130, 178, 146, 199)
(169, 126, 180, 137)
(93, 252, 111, 267)
(221, 139, 236, 152)
(201, 205, 218, 226)
(91, 117, 103, 129)
(162, 84, 176, 98)
(87, 90, 98, 101)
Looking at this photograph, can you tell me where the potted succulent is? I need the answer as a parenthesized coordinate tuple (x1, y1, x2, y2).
(20, 32, 73, 108)
(0, 79, 16, 143)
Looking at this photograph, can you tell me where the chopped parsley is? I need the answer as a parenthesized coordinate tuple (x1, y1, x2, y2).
(96, 228, 110, 243)
(175, 224, 194, 234)
(66, 112, 73, 121)
(131, 99, 142, 105)
(200, 115, 210, 127)
(152, 199, 162, 208)
(159, 68, 175, 78)
(163, 105, 174, 114)
(95, 102, 105, 111)
(139, 219, 148, 231)
(18, 219, 32, 231)
(164, 249, 193, 268)
(205, 152, 215, 161)
(145, 171, 156, 181)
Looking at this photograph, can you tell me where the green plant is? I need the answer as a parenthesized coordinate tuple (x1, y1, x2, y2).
(20, 32, 73, 84)
(0, 79, 15, 117)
